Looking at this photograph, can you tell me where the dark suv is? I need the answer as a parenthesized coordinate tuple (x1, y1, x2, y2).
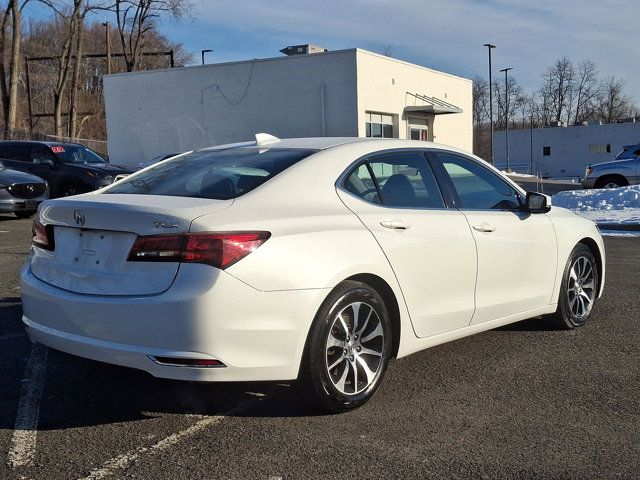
(0, 141, 131, 197)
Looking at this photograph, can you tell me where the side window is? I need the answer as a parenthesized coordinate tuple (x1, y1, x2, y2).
(345, 164, 381, 204)
(30, 146, 56, 164)
(437, 152, 522, 210)
(0, 145, 30, 162)
(345, 152, 445, 209)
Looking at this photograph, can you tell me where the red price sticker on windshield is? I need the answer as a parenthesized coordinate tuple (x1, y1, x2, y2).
(51, 146, 65, 153)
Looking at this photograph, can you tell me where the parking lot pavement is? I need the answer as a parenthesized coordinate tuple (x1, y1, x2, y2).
(0, 214, 638, 480)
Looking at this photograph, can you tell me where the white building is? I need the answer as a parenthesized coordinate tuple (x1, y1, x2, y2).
(103, 47, 472, 168)
(493, 120, 640, 179)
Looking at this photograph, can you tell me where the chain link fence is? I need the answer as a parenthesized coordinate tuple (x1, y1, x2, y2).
(1, 130, 108, 157)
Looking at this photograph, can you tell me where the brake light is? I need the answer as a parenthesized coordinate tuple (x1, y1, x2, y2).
(127, 231, 270, 269)
(32, 220, 55, 251)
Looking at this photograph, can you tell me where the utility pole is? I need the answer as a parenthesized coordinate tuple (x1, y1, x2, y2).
(103, 22, 111, 74)
(500, 67, 514, 172)
(201, 49, 213, 66)
(483, 43, 496, 165)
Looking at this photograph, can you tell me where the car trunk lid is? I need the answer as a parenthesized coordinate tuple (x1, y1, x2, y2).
(31, 193, 232, 295)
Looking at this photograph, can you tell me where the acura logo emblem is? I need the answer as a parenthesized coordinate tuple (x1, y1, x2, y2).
(73, 209, 85, 226)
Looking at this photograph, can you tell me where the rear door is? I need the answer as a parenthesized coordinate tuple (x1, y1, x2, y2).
(337, 150, 477, 338)
(431, 150, 557, 324)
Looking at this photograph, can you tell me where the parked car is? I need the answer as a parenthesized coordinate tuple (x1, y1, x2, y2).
(113, 152, 182, 182)
(0, 161, 48, 218)
(21, 136, 605, 412)
(0, 141, 131, 198)
(582, 143, 640, 188)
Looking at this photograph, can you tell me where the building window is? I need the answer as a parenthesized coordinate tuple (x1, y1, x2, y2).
(543, 146, 551, 156)
(366, 112, 395, 138)
(589, 144, 611, 154)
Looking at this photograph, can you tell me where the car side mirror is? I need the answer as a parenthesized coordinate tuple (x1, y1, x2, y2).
(523, 192, 551, 214)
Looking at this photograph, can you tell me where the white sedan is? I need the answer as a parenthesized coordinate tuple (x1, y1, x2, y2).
(20, 136, 605, 412)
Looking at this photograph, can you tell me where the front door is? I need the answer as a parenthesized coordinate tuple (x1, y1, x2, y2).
(432, 150, 557, 324)
(337, 150, 477, 338)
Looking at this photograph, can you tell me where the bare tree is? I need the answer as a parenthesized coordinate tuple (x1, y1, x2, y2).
(597, 76, 634, 123)
(494, 75, 523, 130)
(472, 75, 489, 156)
(572, 60, 599, 124)
(539, 56, 574, 125)
(112, 0, 190, 72)
(0, 0, 31, 133)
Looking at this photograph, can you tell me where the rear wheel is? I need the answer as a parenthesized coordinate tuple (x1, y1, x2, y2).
(546, 244, 598, 329)
(594, 175, 628, 189)
(300, 281, 392, 413)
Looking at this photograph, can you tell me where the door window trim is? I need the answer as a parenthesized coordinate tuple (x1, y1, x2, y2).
(336, 148, 456, 210)
(428, 148, 526, 212)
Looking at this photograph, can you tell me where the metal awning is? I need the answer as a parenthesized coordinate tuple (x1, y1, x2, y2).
(405, 92, 462, 115)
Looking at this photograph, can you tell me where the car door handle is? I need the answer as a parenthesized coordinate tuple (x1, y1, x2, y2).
(380, 221, 411, 231)
(472, 223, 496, 233)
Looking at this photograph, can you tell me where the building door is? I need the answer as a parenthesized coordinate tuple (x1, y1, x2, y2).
(407, 116, 429, 141)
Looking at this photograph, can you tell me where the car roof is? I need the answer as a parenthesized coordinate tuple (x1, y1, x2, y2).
(0, 140, 83, 147)
(200, 136, 471, 156)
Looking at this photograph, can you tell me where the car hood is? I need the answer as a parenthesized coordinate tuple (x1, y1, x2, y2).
(589, 158, 633, 169)
(0, 166, 46, 184)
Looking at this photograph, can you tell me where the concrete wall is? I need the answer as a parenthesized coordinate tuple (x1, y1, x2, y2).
(493, 122, 640, 179)
(104, 51, 359, 167)
(355, 50, 473, 151)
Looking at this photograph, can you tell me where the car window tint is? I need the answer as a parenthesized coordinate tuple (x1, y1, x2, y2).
(345, 164, 381, 204)
(437, 152, 522, 210)
(105, 148, 316, 200)
(0, 144, 30, 162)
(30, 146, 56, 163)
(368, 152, 444, 208)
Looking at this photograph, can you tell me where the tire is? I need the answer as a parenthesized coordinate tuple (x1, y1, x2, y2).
(14, 211, 35, 219)
(594, 175, 628, 189)
(546, 244, 598, 329)
(59, 183, 82, 197)
(300, 280, 392, 413)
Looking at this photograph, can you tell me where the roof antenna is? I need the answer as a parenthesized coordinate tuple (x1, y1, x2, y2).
(255, 133, 280, 146)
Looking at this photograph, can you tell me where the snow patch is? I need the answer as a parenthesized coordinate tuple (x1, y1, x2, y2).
(552, 185, 640, 225)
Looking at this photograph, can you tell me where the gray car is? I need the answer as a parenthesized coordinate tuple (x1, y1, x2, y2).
(582, 143, 640, 188)
(0, 161, 49, 218)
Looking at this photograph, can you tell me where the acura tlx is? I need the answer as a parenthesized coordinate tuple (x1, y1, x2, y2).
(20, 135, 605, 412)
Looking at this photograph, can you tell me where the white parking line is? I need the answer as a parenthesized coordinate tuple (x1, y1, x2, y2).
(78, 396, 258, 480)
(7, 343, 48, 469)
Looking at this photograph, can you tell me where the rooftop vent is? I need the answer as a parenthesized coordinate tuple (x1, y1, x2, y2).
(279, 44, 328, 56)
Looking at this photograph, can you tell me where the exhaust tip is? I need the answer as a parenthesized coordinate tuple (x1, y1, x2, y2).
(148, 356, 226, 368)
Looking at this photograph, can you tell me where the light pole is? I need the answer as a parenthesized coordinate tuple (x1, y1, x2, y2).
(201, 49, 213, 66)
(500, 67, 514, 172)
(483, 43, 496, 165)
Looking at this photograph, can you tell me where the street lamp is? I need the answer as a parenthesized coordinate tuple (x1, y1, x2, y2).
(500, 67, 514, 172)
(201, 49, 213, 65)
(483, 43, 496, 165)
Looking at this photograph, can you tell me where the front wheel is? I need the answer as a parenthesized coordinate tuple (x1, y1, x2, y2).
(546, 244, 598, 329)
(300, 281, 392, 413)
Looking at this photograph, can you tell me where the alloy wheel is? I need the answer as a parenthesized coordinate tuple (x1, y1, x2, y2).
(567, 256, 596, 318)
(325, 301, 384, 395)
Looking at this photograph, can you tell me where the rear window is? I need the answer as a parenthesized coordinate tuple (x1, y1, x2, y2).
(104, 147, 316, 200)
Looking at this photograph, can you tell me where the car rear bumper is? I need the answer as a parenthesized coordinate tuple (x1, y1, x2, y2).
(20, 261, 328, 381)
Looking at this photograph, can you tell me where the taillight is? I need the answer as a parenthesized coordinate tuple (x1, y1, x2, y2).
(32, 220, 55, 251)
(127, 231, 270, 269)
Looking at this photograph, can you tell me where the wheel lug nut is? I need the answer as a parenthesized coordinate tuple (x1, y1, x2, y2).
(349, 355, 354, 361)
(343, 348, 347, 355)
(356, 346, 361, 352)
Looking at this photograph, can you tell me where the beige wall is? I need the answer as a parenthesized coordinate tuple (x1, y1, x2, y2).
(355, 49, 472, 152)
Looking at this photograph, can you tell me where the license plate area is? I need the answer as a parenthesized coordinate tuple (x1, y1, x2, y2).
(54, 226, 138, 270)
(24, 200, 37, 209)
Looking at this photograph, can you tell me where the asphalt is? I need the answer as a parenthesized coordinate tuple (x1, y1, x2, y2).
(0, 214, 638, 480)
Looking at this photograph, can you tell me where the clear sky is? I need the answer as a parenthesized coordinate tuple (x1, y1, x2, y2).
(156, 0, 639, 104)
